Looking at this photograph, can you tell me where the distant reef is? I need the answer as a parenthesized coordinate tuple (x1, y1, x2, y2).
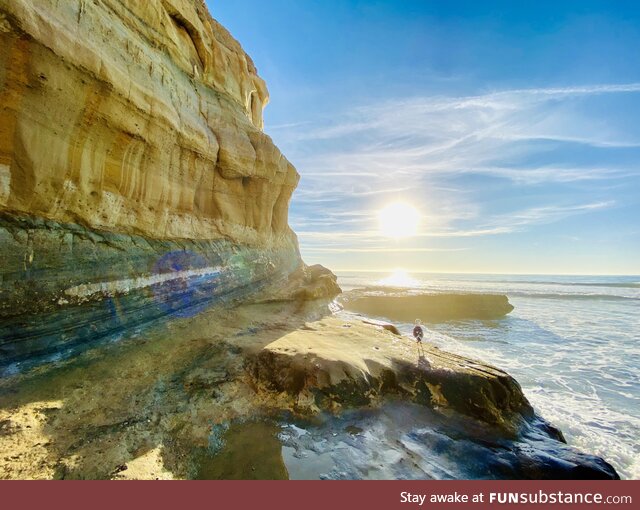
(0, 0, 339, 367)
(339, 290, 514, 322)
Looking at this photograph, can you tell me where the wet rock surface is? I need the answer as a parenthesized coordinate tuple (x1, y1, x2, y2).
(280, 402, 619, 480)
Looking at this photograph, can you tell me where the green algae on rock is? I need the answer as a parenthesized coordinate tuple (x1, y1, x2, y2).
(192, 421, 288, 480)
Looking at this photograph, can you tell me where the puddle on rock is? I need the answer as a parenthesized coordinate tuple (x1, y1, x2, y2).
(276, 400, 618, 480)
(193, 421, 289, 480)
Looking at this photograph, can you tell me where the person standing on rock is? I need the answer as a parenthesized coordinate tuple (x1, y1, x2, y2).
(413, 319, 424, 344)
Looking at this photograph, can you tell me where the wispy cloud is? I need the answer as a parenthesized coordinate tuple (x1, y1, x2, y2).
(295, 200, 614, 244)
(272, 84, 638, 260)
(476, 201, 616, 233)
(279, 83, 640, 177)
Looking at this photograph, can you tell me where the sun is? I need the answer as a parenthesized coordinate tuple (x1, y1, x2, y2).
(378, 202, 420, 238)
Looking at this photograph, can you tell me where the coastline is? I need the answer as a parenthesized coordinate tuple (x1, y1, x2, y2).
(336, 271, 640, 480)
(0, 0, 636, 491)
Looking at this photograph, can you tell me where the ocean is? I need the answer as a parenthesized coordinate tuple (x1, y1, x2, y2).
(333, 271, 640, 479)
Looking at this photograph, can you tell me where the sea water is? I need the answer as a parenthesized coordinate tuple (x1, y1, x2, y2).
(333, 271, 640, 480)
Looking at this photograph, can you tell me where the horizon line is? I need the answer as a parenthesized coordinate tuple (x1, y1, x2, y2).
(329, 269, 640, 277)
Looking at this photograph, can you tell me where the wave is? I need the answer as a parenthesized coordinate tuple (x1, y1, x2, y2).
(346, 286, 639, 302)
(345, 285, 425, 293)
(467, 279, 640, 289)
(506, 292, 640, 302)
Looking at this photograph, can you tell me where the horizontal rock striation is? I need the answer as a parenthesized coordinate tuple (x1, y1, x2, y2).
(0, 0, 338, 368)
(0, 212, 300, 368)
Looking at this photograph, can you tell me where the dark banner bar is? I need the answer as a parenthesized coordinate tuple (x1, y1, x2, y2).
(1, 480, 637, 510)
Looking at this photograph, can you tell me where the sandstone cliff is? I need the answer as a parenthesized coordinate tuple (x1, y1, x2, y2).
(0, 2, 622, 481)
(0, 0, 339, 367)
(0, 0, 295, 241)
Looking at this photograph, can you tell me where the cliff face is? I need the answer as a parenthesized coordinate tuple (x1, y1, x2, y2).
(0, 0, 294, 241)
(0, 0, 338, 368)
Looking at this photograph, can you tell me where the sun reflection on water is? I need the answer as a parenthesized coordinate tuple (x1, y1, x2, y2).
(376, 268, 419, 288)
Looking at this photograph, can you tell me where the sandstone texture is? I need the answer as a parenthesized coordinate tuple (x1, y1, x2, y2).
(245, 313, 618, 479)
(0, 0, 338, 366)
(247, 316, 532, 434)
(0, 0, 294, 243)
(258, 263, 342, 303)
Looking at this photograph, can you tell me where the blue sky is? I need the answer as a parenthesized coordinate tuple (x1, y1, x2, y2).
(208, 0, 640, 274)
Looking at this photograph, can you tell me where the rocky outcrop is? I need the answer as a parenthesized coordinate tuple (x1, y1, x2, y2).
(359, 317, 401, 335)
(0, 0, 333, 367)
(257, 263, 342, 303)
(0, 300, 619, 479)
(340, 291, 514, 322)
(246, 315, 619, 479)
(247, 316, 532, 434)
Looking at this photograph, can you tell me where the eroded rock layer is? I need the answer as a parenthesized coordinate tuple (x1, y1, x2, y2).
(0, 212, 300, 368)
(245, 314, 619, 479)
(0, 301, 619, 479)
(0, 0, 337, 367)
(247, 316, 532, 435)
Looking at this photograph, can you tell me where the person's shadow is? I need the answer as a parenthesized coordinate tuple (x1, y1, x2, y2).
(416, 342, 430, 370)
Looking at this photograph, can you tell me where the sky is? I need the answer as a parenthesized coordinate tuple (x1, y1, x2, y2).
(208, 0, 640, 274)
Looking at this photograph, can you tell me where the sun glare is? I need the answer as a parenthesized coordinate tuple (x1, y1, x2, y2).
(377, 268, 419, 288)
(378, 202, 420, 239)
